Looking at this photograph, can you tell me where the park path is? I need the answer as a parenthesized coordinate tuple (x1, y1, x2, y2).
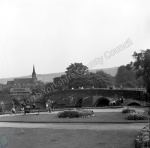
(0, 108, 147, 130)
(0, 122, 147, 130)
(0, 107, 145, 117)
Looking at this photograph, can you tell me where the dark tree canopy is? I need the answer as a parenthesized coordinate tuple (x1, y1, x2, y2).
(116, 66, 136, 84)
(31, 80, 45, 95)
(65, 63, 88, 76)
(47, 62, 113, 91)
(115, 65, 144, 88)
(126, 49, 150, 93)
(94, 71, 113, 88)
(67, 70, 113, 89)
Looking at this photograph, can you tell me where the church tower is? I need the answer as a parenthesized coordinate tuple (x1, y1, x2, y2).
(32, 65, 37, 83)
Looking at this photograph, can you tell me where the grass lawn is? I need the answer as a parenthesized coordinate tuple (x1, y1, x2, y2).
(0, 127, 140, 148)
(0, 112, 148, 123)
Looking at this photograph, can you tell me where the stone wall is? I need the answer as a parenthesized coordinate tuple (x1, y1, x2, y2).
(44, 88, 146, 108)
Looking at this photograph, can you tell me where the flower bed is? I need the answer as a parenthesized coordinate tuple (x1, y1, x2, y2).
(122, 108, 136, 114)
(144, 109, 150, 116)
(122, 108, 148, 120)
(134, 125, 150, 148)
(125, 112, 148, 120)
(57, 109, 95, 118)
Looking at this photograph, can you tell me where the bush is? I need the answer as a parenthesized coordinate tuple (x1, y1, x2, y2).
(57, 110, 80, 118)
(57, 109, 94, 118)
(134, 125, 150, 148)
(144, 109, 150, 115)
(122, 108, 136, 114)
(126, 112, 148, 120)
(78, 109, 94, 117)
(123, 81, 137, 88)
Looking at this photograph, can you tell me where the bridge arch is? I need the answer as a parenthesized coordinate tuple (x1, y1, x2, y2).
(127, 102, 141, 106)
(94, 97, 110, 107)
(75, 98, 83, 107)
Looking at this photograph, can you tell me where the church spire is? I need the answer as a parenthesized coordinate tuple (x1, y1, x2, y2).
(33, 65, 36, 75)
(32, 65, 37, 81)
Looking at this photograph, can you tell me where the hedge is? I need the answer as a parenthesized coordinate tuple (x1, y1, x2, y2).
(57, 109, 94, 118)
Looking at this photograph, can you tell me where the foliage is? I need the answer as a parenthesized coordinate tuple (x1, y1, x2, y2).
(12, 98, 20, 106)
(144, 108, 150, 115)
(44, 63, 89, 92)
(65, 63, 88, 76)
(65, 63, 89, 89)
(78, 109, 94, 117)
(122, 81, 137, 88)
(53, 75, 69, 91)
(134, 125, 150, 148)
(69, 76, 94, 89)
(31, 80, 45, 95)
(125, 112, 148, 120)
(122, 108, 136, 113)
(48, 62, 113, 90)
(45, 82, 54, 93)
(0, 87, 11, 95)
(57, 110, 80, 118)
(94, 71, 113, 88)
(115, 65, 145, 88)
(126, 49, 150, 93)
(69, 70, 113, 89)
(57, 109, 94, 118)
(116, 66, 136, 84)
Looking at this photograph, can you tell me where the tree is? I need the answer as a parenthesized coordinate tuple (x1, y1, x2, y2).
(69, 74, 94, 89)
(65, 63, 88, 77)
(94, 71, 113, 88)
(46, 63, 113, 90)
(0, 87, 10, 95)
(69, 70, 113, 89)
(122, 81, 137, 88)
(126, 49, 150, 93)
(31, 80, 45, 95)
(65, 63, 88, 88)
(53, 75, 69, 91)
(116, 65, 136, 84)
(45, 82, 55, 93)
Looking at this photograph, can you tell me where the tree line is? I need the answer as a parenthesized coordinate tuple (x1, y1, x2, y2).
(1, 49, 150, 99)
(44, 49, 150, 95)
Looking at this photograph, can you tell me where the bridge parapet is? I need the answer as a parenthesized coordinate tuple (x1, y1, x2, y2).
(44, 88, 146, 108)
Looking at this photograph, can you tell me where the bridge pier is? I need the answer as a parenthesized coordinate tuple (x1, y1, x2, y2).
(44, 89, 146, 108)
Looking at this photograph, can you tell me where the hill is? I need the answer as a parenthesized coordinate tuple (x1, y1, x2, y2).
(0, 67, 118, 84)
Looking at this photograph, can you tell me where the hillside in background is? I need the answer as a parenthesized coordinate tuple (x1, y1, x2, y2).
(0, 67, 118, 84)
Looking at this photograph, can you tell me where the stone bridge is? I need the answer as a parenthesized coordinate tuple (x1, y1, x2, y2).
(44, 88, 146, 108)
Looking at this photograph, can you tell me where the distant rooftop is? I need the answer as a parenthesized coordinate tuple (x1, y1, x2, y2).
(10, 88, 31, 93)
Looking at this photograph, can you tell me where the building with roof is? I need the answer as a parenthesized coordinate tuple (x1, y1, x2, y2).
(10, 88, 31, 96)
(0, 84, 5, 90)
(7, 66, 37, 88)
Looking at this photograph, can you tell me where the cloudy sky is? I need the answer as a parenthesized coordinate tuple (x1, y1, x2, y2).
(0, 0, 149, 78)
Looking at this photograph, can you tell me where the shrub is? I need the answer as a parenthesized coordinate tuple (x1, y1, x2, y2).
(122, 108, 136, 114)
(144, 109, 150, 115)
(78, 110, 94, 117)
(126, 112, 148, 120)
(57, 110, 80, 118)
(57, 109, 94, 118)
(134, 125, 150, 148)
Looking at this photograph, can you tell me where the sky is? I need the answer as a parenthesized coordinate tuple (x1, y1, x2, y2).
(0, 0, 150, 78)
